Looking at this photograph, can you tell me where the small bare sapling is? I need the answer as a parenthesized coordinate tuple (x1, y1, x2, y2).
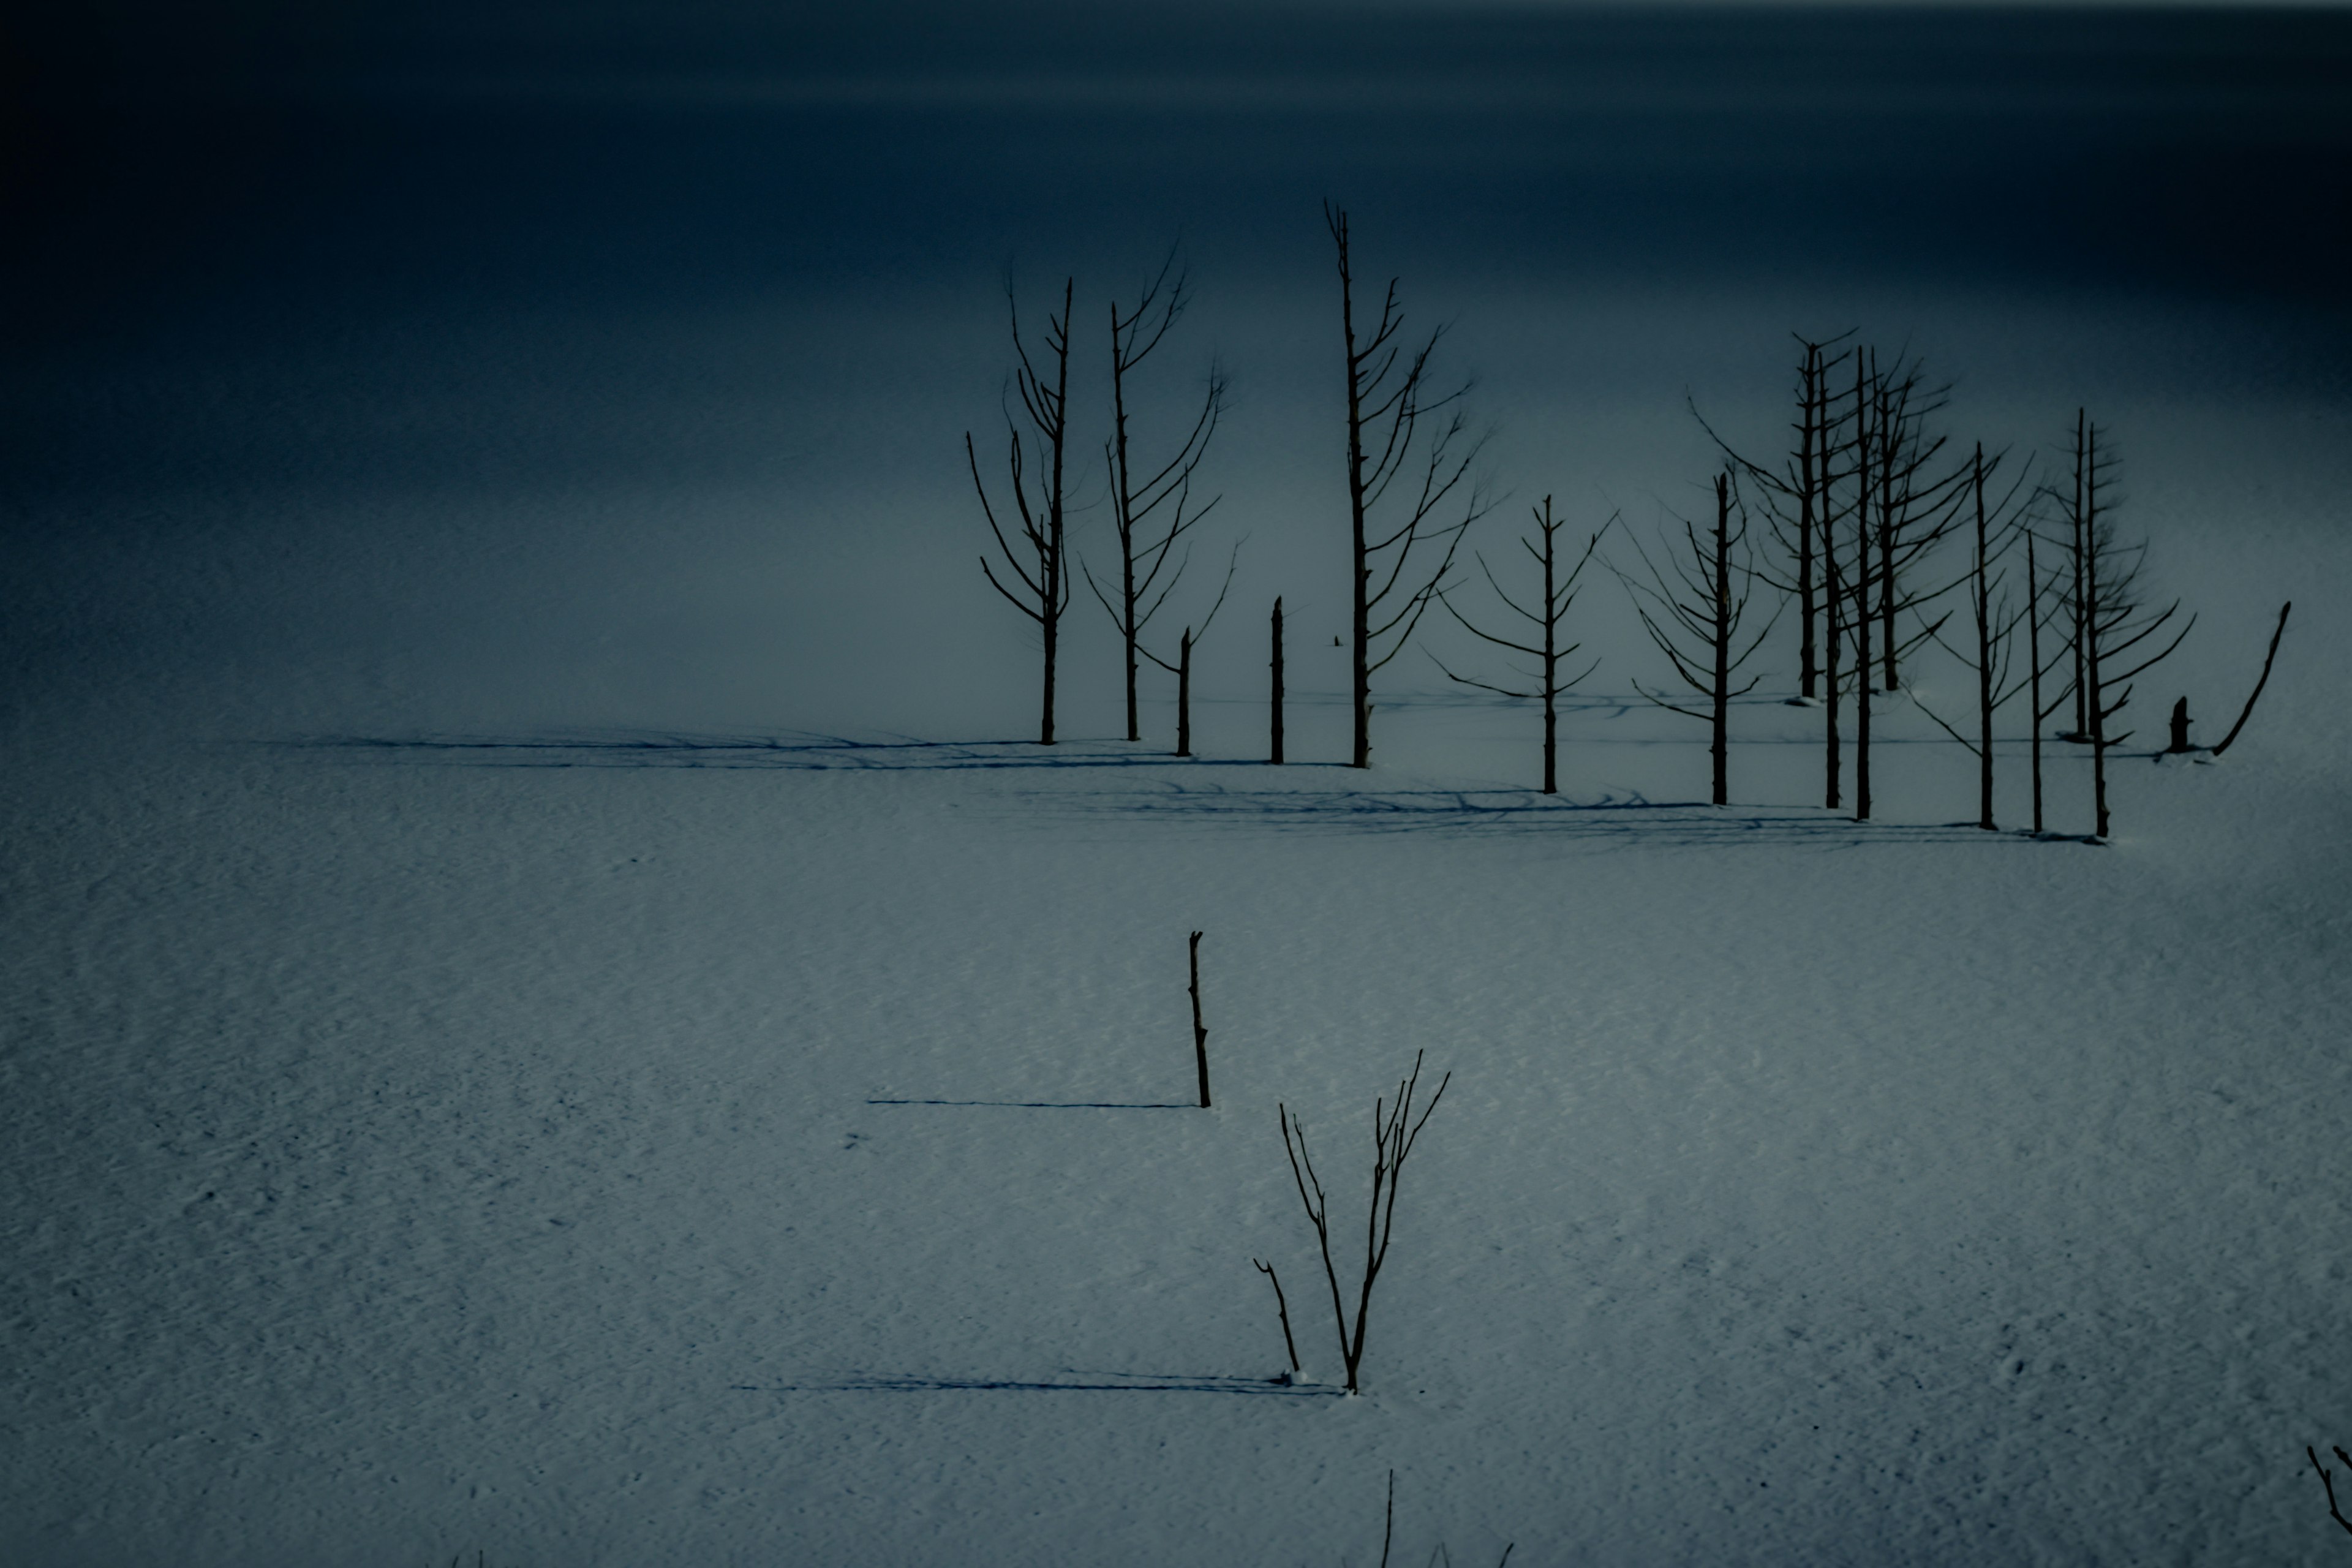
(1277, 1050, 1451, 1393)
(2310, 1445, 2352, 1537)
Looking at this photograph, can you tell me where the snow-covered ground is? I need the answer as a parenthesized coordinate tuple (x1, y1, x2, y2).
(8, 6, 2352, 1564)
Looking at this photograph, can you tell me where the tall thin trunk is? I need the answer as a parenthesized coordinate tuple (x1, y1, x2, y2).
(1853, 356, 1872, 821)
(2028, 530, 2046, 834)
(1270, 596, 1285, 764)
(1040, 277, 1072, 746)
(1188, 931, 1210, 1109)
(1878, 391, 1898, 693)
(1337, 226, 1373, 769)
(2069, 407, 2087, 739)
(2084, 430, 2108, 838)
(1176, 627, 1193, 758)
(1796, 343, 1815, 700)
(1823, 409, 1842, 810)
(1973, 445, 1995, 831)
(1710, 474, 1732, 806)
(1541, 514, 1559, 794)
(1109, 300, 1139, 742)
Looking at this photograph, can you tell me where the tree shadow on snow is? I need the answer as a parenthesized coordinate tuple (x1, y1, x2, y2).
(1019, 780, 2018, 849)
(276, 729, 2044, 848)
(273, 729, 1244, 772)
(732, 1370, 1338, 1396)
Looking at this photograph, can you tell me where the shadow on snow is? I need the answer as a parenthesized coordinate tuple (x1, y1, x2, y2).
(274, 728, 2053, 848)
(732, 1371, 1338, 1397)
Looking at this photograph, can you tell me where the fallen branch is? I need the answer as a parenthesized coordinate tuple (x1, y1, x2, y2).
(2211, 601, 2290, 758)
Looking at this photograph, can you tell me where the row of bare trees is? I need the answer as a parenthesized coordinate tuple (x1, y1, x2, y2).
(967, 257, 1234, 751)
(967, 216, 2258, 839)
(1698, 338, 2199, 836)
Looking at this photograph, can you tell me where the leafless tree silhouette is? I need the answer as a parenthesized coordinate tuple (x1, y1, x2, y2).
(1615, 473, 1776, 807)
(1913, 443, 2037, 829)
(1276, 1050, 1450, 1394)
(1432, 496, 1611, 794)
(1696, 331, 1856, 704)
(967, 276, 1076, 745)
(1082, 252, 1229, 744)
(1856, 349, 1969, 693)
(2048, 413, 2193, 838)
(1327, 203, 1490, 769)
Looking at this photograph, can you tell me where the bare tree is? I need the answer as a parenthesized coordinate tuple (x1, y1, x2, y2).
(1327, 204, 1490, 769)
(1431, 496, 1610, 794)
(1615, 473, 1776, 807)
(1276, 1050, 1450, 1394)
(2055, 415, 2193, 838)
(1082, 254, 1229, 744)
(1859, 350, 1969, 693)
(1914, 443, 2037, 829)
(1696, 332, 1856, 704)
(967, 276, 1076, 745)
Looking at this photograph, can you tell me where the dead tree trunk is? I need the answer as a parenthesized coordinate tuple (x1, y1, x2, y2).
(2071, 415, 2194, 839)
(1915, 443, 2037, 831)
(1853, 353, 1873, 821)
(1616, 471, 1774, 807)
(968, 277, 1076, 744)
(1188, 930, 1209, 1107)
(1270, 597, 1286, 764)
(1433, 496, 1609, 795)
(1087, 256, 1227, 745)
(1175, 627, 1193, 757)
(1329, 204, 1485, 769)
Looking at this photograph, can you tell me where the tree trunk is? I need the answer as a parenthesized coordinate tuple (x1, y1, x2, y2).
(1188, 930, 1209, 1108)
(1270, 597, 1285, 765)
(1339, 228, 1373, 770)
(1973, 446, 1995, 831)
(1710, 473, 1731, 807)
(1796, 344, 1819, 700)
(1853, 356, 1872, 821)
(2069, 408, 2088, 741)
(1176, 627, 1193, 758)
(1039, 278, 1072, 746)
(2085, 431, 2108, 839)
(2028, 530, 2046, 834)
(1542, 518, 1559, 795)
(1824, 441, 1842, 810)
(1110, 300, 1140, 742)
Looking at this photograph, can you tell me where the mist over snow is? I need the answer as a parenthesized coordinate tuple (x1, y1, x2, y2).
(5, 4, 2351, 1565)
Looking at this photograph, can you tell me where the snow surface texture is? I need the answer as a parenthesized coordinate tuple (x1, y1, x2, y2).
(8, 5, 2352, 1564)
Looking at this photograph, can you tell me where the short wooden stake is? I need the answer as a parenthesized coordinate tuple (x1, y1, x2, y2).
(1270, 596, 1285, 764)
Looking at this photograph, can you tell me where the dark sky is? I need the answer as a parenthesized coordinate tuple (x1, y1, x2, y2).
(12, 2, 2351, 309)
